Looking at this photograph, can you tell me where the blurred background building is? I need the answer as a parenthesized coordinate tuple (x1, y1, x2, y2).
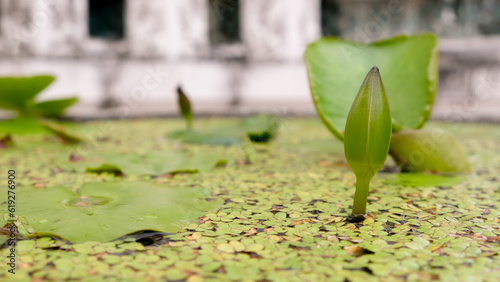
(0, 0, 499, 120)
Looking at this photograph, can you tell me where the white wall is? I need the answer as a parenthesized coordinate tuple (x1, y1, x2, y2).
(0, 0, 499, 121)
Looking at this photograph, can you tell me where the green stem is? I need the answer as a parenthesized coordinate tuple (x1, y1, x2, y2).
(352, 176, 371, 215)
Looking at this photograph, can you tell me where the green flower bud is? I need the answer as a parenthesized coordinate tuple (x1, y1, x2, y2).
(344, 66, 392, 216)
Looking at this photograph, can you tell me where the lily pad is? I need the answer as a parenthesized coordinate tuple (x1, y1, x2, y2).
(282, 138, 344, 155)
(305, 34, 438, 140)
(383, 173, 465, 187)
(0, 75, 55, 112)
(0, 75, 78, 118)
(167, 114, 279, 145)
(241, 114, 279, 143)
(0, 118, 83, 145)
(0, 117, 49, 135)
(167, 130, 242, 146)
(1, 182, 222, 242)
(33, 98, 79, 118)
(66, 151, 227, 176)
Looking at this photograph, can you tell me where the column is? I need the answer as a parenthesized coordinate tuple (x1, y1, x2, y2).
(0, 0, 34, 56)
(29, 0, 87, 57)
(241, 0, 320, 62)
(127, 0, 209, 59)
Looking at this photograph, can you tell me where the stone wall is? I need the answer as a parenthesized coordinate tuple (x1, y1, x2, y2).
(0, 0, 499, 121)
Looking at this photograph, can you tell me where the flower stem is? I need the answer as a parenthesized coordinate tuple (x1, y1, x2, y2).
(352, 176, 371, 216)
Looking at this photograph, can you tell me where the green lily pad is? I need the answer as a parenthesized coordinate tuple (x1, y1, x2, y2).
(0, 117, 49, 135)
(282, 138, 344, 154)
(389, 128, 472, 173)
(0, 75, 55, 112)
(167, 130, 242, 146)
(0, 118, 83, 146)
(0, 182, 222, 242)
(305, 34, 438, 140)
(167, 114, 279, 145)
(66, 151, 227, 176)
(241, 114, 279, 143)
(33, 98, 79, 118)
(383, 173, 465, 187)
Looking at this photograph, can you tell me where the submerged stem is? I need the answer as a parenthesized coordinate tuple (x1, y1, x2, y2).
(352, 176, 371, 216)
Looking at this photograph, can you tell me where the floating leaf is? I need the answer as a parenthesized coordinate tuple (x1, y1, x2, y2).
(66, 151, 227, 176)
(33, 97, 78, 118)
(0, 182, 222, 242)
(0, 118, 82, 145)
(172, 83, 278, 145)
(0, 117, 49, 135)
(167, 130, 242, 146)
(383, 173, 465, 187)
(344, 66, 392, 216)
(167, 115, 279, 145)
(145, 151, 227, 174)
(0, 75, 55, 113)
(242, 114, 279, 143)
(305, 34, 438, 140)
(241, 134, 257, 163)
(177, 87, 193, 130)
(389, 128, 472, 173)
(282, 138, 344, 155)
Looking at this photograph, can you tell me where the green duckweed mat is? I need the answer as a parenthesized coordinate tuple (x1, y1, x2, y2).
(1, 118, 499, 281)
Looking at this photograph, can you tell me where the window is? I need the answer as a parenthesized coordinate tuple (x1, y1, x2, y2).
(477, 0, 500, 35)
(418, 0, 463, 37)
(321, 0, 342, 36)
(88, 0, 125, 40)
(209, 0, 240, 44)
(418, 0, 500, 37)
